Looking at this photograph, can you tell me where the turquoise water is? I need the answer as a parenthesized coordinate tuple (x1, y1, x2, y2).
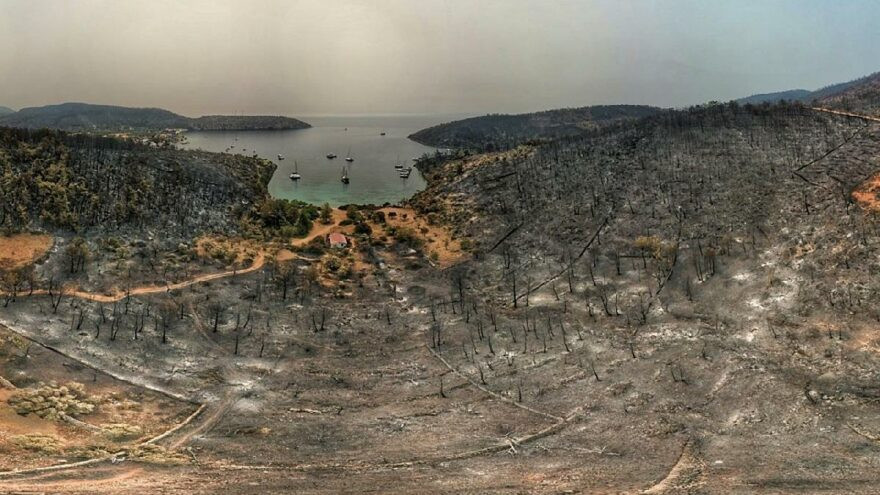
(182, 114, 463, 206)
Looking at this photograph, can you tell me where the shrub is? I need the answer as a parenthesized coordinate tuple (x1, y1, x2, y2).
(304, 236, 326, 255)
(345, 206, 361, 222)
(11, 433, 61, 454)
(319, 203, 334, 224)
(8, 381, 97, 419)
(102, 423, 144, 440)
(394, 227, 425, 250)
(129, 444, 188, 465)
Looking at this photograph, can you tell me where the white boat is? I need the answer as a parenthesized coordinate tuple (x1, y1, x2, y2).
(289, 161, 301, 180)
(326, 152, 337, 159)
(278, 154, 285, 160)
(345, 146, 354, 162)
(399, 167, 412, 178)
(341, 167, 350, 184)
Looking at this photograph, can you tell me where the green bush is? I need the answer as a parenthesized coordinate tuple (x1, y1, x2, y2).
(394, 227, 424, 250)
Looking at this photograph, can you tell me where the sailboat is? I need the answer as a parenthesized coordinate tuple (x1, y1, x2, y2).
(326, 152, 337, 159)
(399, 167, 412, 179)
(289, 161, 301, 181)
(345, 146, 354, 162)
(341, 167, 350, 184)
(394, 154, 403, 169)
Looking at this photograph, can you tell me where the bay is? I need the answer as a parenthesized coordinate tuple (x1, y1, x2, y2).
(182, 114, 466, 206)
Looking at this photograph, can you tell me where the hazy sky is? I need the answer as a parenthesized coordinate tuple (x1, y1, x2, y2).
(1, 0, 878, 116)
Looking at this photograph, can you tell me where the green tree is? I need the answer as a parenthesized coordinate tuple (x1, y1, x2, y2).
(319, 203, 333, 224)
(66, 237, 90, 274)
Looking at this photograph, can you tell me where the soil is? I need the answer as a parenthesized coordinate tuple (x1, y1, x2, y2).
(375, 207, 465, 267)
(291, 209, 348, 247)
(0, 326, 196, 473)
(852, 172, 880, 211)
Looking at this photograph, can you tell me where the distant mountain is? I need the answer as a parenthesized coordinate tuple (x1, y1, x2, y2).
(0, 102, 310, 132)
(736, 89, 812, 105)
(408, 105, 662, 151)
(0, 106, 14, 116)
(814, 72, 880, 116)
(736, 71, 880, 113)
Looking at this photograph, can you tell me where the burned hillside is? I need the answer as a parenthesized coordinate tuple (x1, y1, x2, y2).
(401, 101, 880, 490)
(2, 100, 880, 493)
(408, 104, 662, 151)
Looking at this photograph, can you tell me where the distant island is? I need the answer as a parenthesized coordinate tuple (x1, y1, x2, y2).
(0, 102, 311, 132)
(408, 104, 662, 151)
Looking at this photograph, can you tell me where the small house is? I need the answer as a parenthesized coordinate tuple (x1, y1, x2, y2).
(328, 233, 348, 249)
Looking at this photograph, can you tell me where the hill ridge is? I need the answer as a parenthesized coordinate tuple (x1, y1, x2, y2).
(0, 102, 310, 132)
(408, 104, 662, 151)
(736, 71, 880, 108)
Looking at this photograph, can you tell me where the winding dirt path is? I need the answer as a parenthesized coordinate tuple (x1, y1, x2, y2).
(811, 107, 880, 123)
(0, 208, 475, 491)
(642, 438, 701, 494)
(1, 208, 346, 305)
(291, 209, 347, 247)
(2, 251, 267, 304)
(168, 392, 239, 450)
(0, 466, 145, 493)
(810, 108, 880, 212)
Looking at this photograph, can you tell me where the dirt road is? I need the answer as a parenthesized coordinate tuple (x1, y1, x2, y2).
(3, 251, 267, 304)
(291, 209, 347, 247)
(811, 106, 880, 123)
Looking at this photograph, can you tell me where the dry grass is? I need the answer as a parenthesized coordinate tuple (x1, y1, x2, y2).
(128, 444, 188, 465)
(9, 433, 63, 454)
(290, 209, 348, 247)
(852, 173, 880, 211)
(195, 236, 260, 268)
(101, 423, 144, 441)
(0, 234, 52, 270)
(375, 207, 466, 267)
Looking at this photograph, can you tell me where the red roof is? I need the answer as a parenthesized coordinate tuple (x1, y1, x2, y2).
(328, 233, 347, 245)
